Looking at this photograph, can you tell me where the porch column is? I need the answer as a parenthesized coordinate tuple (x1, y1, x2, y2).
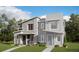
(61, 34, 64, 45)
(26, 35, 28, 45)
(14, 34, 17, 44)
(52, 34, 54, 46)
(46, 32, 48, 46)
(19, 35, 23, 45)
(16, 36, 19, 44)
(58, 34, 64, 47)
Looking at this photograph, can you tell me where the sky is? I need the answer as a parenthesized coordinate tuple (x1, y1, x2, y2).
(0, 6, 31, 21)
(16, 6, 79, 17)
(0, 6, 79, 21)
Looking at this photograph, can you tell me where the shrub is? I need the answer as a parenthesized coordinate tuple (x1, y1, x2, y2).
(63, 44, 67, 47)
(15, 44, 19, 46)
(55, 45, 59, 47)
(37, 42, 46, 47)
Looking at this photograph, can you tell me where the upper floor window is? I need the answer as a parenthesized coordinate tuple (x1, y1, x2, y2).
(19, 24, 22, 30)
(40, 23, 45, 29)
(51, 21, 57, 29)
(28, 24, 34, 30)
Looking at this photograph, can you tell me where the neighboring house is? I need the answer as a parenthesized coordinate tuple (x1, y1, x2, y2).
(14, 13, 65, 47)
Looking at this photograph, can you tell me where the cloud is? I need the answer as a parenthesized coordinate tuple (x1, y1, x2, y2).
(0, 6, 31, 21)
(63, 16, 70, 21)
(40, 15, 46, 18)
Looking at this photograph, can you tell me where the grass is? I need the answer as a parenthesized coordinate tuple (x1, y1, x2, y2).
(12, 45, 46, 52)
(52, 42, 79, 52)
(0, 43, 15, 52)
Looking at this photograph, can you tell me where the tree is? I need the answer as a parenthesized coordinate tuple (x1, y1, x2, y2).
(2, 14, 8, 21)
(8, 18, 17, 31)
(65, 14, 79, 42)
(0, 14, 17, 42)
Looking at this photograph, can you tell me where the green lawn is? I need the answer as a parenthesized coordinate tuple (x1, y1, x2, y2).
(52, 42, 79, 52)
(12, 45, 46, 52)
(0, 43, 15, 52)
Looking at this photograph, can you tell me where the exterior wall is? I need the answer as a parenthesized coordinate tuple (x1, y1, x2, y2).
(42, 20, 65, 34)
(38, 13, 65, 47)
(44, 13, 65, 34)
(38, 31, 46, 43)
(54, 34, 62, 46)
(56, 34, 65, 47)
(14, 33, 20, 45)
(45, 20, 60, 32)
(21, 18, 39, 35)
(22, 19, 34, 33)
(33, 18, 39, 44)
(38, 31, 64, 47)
(39, 32, 64, 47)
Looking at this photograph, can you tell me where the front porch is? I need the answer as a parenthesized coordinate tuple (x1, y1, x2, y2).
(14, 34, 35, 45)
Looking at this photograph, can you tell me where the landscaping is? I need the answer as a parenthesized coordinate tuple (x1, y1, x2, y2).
(52, 42, 79, 52)
(0, 43, 15, 52)
(11, 45, 46, 52)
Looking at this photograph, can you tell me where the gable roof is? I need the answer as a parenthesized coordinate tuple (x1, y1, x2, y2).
(18, 17, 41, 25)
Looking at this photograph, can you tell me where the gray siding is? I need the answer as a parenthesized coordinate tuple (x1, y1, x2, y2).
(14, 13, 65, 46)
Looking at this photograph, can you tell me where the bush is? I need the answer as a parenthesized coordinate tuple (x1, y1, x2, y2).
(37, 42, 40, 44)
(15, 44, 19, 46)
(39, 43, 45, 47)
(37, 42, 46, 47)
(63, 44, 68, 48)
(55, 45, 59, 47)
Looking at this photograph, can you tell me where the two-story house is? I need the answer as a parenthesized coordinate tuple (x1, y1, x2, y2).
(14, 13, 65, 47)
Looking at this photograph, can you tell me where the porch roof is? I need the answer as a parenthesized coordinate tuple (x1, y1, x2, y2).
(43, 30, 64, 34)
(18, 33, 34, 35)
(14, 30, 35, 35)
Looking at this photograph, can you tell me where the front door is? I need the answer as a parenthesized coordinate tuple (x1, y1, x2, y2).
(22, 35, 26, 44)
(47, 34, 52, 46)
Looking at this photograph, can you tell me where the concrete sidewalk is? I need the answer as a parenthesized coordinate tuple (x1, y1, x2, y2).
(3, 45, 26, 52)
(42, 46, 54, 52)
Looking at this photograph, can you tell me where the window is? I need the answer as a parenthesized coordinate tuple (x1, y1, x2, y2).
(51, 21, 57, 29)
(58, 36, 61, 41)
(41, 23, 45, 29)
(19, 24, 22, 30)
(28, 24, 34, 30)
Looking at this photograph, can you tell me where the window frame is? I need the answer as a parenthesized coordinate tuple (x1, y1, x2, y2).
(28, 24, 34, 30)
(51, 21, 58, 29)
(40, 22, 45, 30)
(19, 24, 22, 30)
(57, 36, 61, 41)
